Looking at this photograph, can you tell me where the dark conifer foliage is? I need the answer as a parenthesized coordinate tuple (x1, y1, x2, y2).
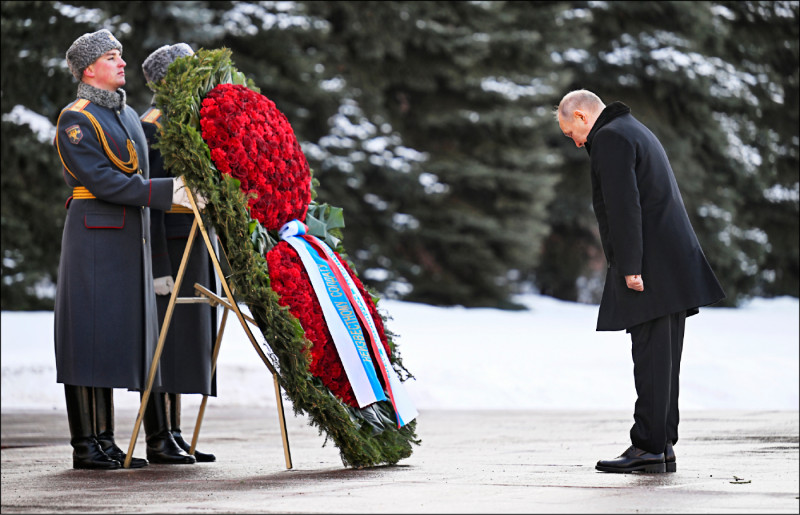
(535, 0, 799, 305)
(2, 1, 797, 309)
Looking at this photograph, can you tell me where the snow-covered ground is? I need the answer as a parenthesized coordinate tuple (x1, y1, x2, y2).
(2, 294, 798, 412)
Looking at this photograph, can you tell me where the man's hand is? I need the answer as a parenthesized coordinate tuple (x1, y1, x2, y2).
(625, 274, 644, 291)
(172, 176, 207, 210)
(154, 275, 175, 296)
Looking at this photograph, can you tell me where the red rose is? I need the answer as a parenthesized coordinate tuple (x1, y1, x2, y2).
(200, 84, 311, 230)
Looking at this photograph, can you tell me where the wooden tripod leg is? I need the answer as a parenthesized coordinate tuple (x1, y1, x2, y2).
(124, 217, 199, 469)
(190, 306, 229, 455)
(273, 373, 292, 469)
(187, 192, 293, 469)
(216, 244, 293, 469)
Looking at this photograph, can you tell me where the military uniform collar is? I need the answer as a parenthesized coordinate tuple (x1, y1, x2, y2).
(77, 82, 127, 111)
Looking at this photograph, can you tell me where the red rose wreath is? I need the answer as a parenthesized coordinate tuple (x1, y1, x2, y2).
(200, 83, 393, 407)
(155, 48, 417, 468)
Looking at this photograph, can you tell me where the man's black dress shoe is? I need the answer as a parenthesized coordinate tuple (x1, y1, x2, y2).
(596, 445, 666, 473)
(665, 441, 676, 472)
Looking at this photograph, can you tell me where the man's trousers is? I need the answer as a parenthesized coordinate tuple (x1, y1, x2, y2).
(627, 310, 687, 454)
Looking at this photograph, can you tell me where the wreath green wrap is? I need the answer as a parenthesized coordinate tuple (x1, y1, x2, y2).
(152, 48, 419, 468)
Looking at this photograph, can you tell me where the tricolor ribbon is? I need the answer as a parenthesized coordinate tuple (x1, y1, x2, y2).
(279, 220, 417, 428)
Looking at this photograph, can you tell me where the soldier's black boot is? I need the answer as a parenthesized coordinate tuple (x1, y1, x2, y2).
(64, 384, 119, 470)
(94, 387, 148, 468)
(168, 393, 216, 462)
(143, 392, 195, 464)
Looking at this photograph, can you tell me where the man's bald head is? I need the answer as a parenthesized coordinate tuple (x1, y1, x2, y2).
(556, 89, 606, 148)
(557, 89, 605, 121)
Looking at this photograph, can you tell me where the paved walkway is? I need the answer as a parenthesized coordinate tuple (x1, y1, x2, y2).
(2, 407, 798, 513)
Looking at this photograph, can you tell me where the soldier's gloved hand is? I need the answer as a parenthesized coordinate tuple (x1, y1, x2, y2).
(154, 275, 175, 296)
(172, 176, 207, 210)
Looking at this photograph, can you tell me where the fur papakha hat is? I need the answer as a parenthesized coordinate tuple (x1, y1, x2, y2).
(66, 29, 123, 81)
(142, 43, 194, 87)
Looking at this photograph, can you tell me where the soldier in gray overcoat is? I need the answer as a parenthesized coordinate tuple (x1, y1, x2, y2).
(139, 43, 218, 465)
(556, 89, 725, 474)
(54, 29, 202, 470)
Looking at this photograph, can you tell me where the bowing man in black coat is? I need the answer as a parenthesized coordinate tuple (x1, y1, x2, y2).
(556, 89, 725, 473)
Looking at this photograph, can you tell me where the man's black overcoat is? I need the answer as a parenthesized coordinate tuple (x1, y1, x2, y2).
(585, 102, 725, 331)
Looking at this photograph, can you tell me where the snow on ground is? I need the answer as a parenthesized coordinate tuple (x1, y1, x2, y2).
(2, 295, 798, 413)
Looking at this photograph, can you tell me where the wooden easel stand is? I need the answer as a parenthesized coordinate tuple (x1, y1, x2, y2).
(124, 193, 292, 469)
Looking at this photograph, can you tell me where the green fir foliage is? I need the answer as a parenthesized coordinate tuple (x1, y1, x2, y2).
(1, 1, 798, 310)
(541, 1, 799, 305)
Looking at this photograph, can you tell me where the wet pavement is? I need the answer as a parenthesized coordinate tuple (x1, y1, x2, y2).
(2, 407, 798, 513)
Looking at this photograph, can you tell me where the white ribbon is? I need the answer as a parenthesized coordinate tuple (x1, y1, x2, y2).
(280, 221, 385, 407)
(305, 233, 418, 427)
(279, 220, 417, 426)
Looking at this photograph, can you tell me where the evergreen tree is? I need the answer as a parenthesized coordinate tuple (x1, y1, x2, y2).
(712, 1, 799, 298)
(535, 0, 799, 305)
(2, 1, 797, 310)
(1, 1, 98, 309)
(0, 1, 229, 309)
(291, 1, 579, 307)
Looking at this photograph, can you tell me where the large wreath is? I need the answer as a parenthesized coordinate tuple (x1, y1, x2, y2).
(153, 48, 419, 467)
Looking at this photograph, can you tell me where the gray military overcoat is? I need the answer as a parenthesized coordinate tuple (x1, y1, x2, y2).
(142, 106, 218, 396)
(54, 86, 174, 390)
